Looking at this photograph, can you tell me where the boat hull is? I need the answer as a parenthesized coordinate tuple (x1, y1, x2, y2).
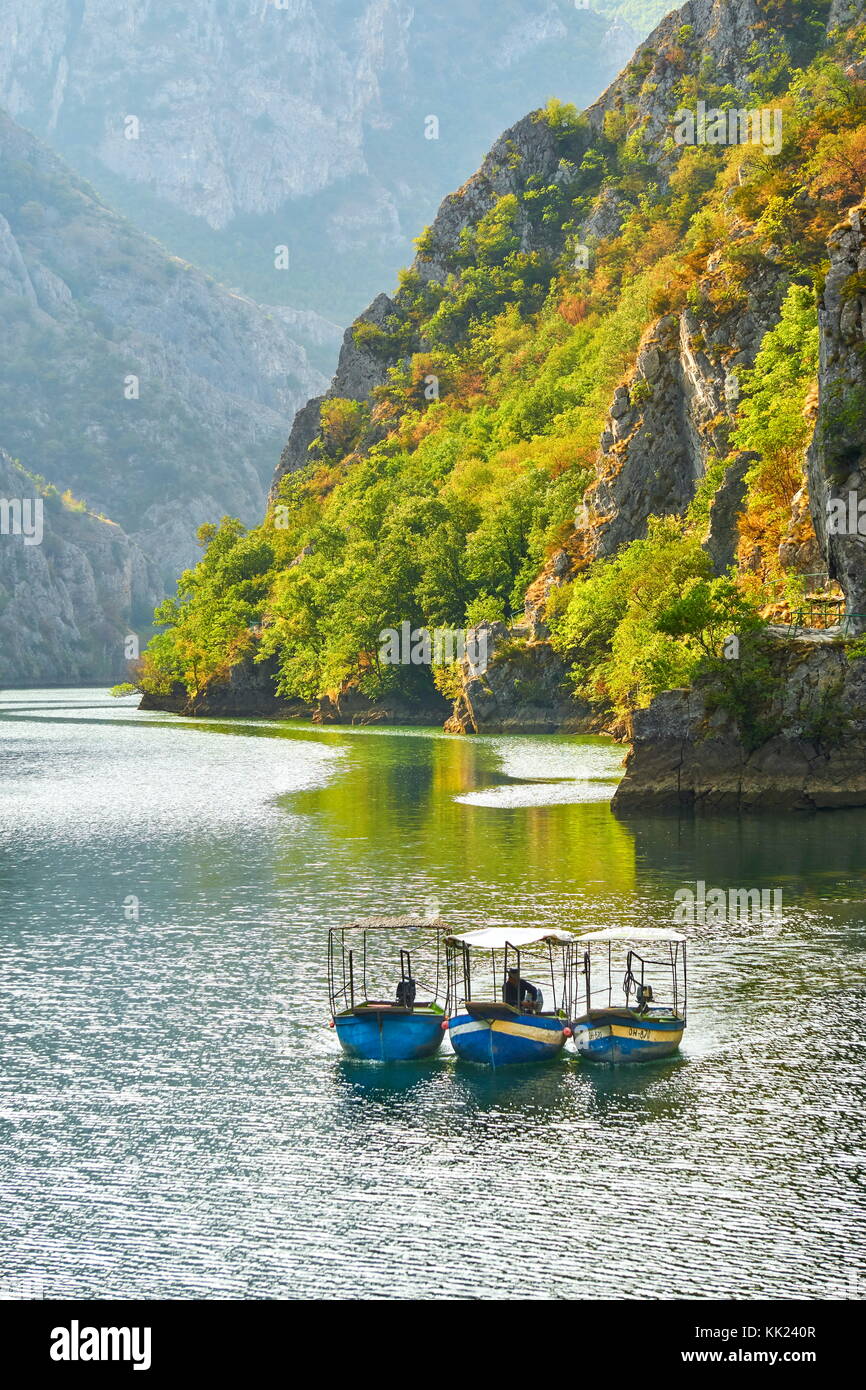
(572, 1009, 684, 1064)
(449, 1010, 567, 1066)
(334, 1008, 445, 1062)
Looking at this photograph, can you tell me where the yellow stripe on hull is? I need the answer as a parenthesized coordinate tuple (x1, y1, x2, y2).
(494, 1018, 563, 1043)
(449, 1011, 566, 1065)
(607, 1024, 683, 1045)
(450, 1018, 563, 1043)
(574, 1017, 684, 1063)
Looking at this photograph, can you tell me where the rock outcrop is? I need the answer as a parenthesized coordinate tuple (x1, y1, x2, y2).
(445, 623, 595, 735)
(614, 633, 866, 812)
(581, 265, 787, 564)
(139, 652, 449, 725)
(271, 292, 398, 496)
(138, 655, 310, 718)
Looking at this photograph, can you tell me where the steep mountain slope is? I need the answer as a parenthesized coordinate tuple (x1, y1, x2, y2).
(0, 0, 669, 323)
(141, 0, 866, 788)
(0, 450, 162, 685)
(0, 109, 330, 588)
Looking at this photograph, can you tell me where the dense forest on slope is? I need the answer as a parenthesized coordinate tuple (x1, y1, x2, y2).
(141, 0, 866, 732)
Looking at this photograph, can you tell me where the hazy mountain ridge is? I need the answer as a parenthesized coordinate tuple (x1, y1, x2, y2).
(0, 0, 669, 321)
(0, 107, 330, 593)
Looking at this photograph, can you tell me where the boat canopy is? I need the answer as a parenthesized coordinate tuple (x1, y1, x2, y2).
(578, 927, 686, 943)
(444, 927, 575, 949)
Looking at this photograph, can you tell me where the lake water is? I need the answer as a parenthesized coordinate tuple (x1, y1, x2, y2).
(1, 688, 864, 1300)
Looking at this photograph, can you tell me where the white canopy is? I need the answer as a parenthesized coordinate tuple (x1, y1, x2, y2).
(578, 927, 686, 944)
(444, 927, 575, 949)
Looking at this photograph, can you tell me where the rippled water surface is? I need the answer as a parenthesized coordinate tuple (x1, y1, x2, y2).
(1, 689, 864, 1299)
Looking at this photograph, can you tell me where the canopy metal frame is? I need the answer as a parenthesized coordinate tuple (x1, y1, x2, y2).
(327, 917, 449, 1017)
(579, 936, 687, 1021)
(446, 933, 577, 1018)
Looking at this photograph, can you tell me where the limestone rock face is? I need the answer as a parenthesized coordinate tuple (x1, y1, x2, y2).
(270, 291, 399, 494)
(614, 635, 866, 812)
(585, 0, 781, 161)
(578, 187, 628, 244)
(704, 454, 754, 575)
(273, 398, 329, 496)
(807, 201, 866, 632)
(0, 450, 162, 685)
(583, 314, 709, 558)
(828, 0, 866, 28)
(331, 293, 399, 401)
(445, 623, 595, 735)
(581, 258, 788, 562)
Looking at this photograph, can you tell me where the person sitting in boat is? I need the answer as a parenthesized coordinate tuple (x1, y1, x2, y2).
(503, 967, 542, 1013)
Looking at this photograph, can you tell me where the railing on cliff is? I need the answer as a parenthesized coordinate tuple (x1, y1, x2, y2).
(781, 597, 866, 635)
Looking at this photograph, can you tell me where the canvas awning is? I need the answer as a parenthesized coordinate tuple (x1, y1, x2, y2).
(578, 927, 686, 943)
(444, 927, 575, 949)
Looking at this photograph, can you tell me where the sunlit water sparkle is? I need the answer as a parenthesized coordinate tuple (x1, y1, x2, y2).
(1, 689, 864, 1300)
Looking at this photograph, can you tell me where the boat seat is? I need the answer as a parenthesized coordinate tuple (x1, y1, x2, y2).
(575, 1006, 682, 1024)
(351, 1000, 434, 1012)
(465, 1000, 561, 1021)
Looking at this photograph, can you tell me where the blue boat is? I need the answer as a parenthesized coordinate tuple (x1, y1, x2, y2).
(445, 927, 577, 1067)
(449, 1005, 568, 1065)
(328, 916, 449, 1062)
(571, 927, 687, 1064)
(334, 1004, 446, 1061)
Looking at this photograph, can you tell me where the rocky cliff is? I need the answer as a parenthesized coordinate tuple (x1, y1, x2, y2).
(807, 197, 866, 629)
(272, 0, 856, 613)
(0, 108, 327, 590)
(138, 0, 866, 799)
(272, 101, 605, 493)
(445, 622, 597, 734)
(273, 0, 825, 514)
(0, 0, 664, 322)
(0, 449, 162, 685)
(614, 632, 866, 811)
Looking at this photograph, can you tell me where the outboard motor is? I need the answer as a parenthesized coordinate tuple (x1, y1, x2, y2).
(636, 982, 654, 1015)
(395, 977, 417, 1008)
